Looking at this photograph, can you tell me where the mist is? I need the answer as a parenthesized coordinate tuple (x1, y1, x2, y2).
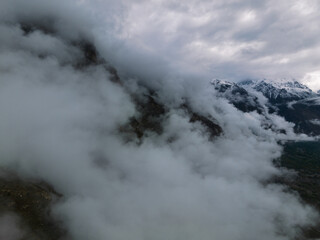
(0, 214, 25, 240)
(0, 0, 318, 240)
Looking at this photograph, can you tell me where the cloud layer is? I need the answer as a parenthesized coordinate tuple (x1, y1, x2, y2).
(81, 0, 320, 89)
(0, 1, 318, 240)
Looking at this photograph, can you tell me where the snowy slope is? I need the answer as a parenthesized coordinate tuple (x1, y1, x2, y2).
(239, 79, 318, 104)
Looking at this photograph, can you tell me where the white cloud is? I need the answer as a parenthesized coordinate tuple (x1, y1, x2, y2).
(302, 71, 320, 92)
(80, 0, 320, 83)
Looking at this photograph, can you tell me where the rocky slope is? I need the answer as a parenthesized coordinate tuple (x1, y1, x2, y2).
(0, 171, 65, 240)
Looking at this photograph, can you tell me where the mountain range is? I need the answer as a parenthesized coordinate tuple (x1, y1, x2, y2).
(211, 78, 320, 135)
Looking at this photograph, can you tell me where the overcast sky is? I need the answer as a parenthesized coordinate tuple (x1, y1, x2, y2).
(79, 0, 320, 90)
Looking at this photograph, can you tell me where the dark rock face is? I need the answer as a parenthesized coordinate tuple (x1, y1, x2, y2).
(0, 174, 65, 240)
(129, 95, 167, 139)
(121, 94, 223, 141)
(189, 113, 222, 139)
(20, 21, 56, 36)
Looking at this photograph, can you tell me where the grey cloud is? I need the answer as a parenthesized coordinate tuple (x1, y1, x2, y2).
(89, 0, 320, 86)
(0, 214, 25, 240)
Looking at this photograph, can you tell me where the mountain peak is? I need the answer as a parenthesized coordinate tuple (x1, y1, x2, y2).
(238, 78, 317, 104)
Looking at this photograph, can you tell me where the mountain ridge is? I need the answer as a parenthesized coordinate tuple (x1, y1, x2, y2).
(212, 78, 320, 136)
(239, 79, 318, 104)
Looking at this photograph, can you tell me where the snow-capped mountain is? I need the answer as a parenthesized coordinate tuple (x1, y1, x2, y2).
(210, 79, 264, 113)
(239, 79, 318, 104)
(212, 79, 320, 135)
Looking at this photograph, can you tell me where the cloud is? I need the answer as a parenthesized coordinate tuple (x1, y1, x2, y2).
(0, 0, 318, 240)
(81, 0, 320, 89)
(0, 214, 25, 240)
(302, 71, 320, 92)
